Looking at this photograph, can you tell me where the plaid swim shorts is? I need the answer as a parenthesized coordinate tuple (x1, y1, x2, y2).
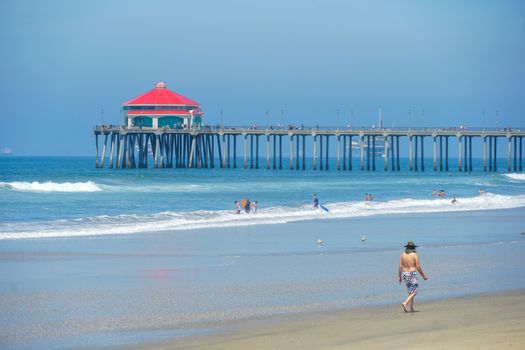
(402, 271, 419, 295)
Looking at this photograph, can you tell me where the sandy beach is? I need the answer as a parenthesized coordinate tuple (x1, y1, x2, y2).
(142, 291, 525, 350)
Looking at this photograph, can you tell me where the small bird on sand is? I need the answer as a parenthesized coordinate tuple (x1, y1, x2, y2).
(361, 235, 367, 242)
(317, 239, 325, 245)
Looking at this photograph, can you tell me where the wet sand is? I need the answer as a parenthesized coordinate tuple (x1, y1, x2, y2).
(141, 290, 525, 350)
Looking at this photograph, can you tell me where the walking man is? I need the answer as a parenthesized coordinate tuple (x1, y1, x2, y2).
(398, 241, 428, 313)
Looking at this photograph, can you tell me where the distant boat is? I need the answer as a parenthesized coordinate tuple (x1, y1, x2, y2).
(351, 136, 386, 158)
(0, 148, 13, 156)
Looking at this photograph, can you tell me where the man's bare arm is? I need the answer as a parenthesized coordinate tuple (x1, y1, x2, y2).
(414, 254, 428, 280)
(398, 256, 403, 282)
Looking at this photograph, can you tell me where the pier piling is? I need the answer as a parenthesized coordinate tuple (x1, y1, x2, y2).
(93, 126, 525, 173)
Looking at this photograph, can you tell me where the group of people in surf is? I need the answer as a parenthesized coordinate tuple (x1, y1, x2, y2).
(234, 198, 258, 214)
(431, 189, 446, 198)
(235, 187, 488, 214)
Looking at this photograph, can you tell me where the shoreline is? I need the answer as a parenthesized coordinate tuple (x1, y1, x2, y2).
(135, 289, 525, 350)
(2, 208, 524, 349)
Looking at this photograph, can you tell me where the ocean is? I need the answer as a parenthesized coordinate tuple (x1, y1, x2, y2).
(1, 156, 525, 349)
(1, 156, 525, 239)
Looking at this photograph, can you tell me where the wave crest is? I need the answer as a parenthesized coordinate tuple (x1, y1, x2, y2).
(504, 174, 525, 181)
(1, 193, 524, 239)
(0, 181, 102, 193)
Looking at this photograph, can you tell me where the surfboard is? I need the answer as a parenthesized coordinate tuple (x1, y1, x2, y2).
(320, 204, 329, 212)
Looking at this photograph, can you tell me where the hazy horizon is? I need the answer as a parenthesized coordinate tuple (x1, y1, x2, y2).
(1, 0, 524, 156)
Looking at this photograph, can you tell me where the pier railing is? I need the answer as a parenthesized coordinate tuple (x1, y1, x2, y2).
(94, 124, 523, 133)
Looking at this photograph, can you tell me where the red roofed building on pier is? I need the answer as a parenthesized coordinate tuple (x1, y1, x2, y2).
(122, 82, 203, 129)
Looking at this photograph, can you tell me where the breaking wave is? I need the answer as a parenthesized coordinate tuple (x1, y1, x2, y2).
(1, 193, 524, 239)
(504, 174, 525, 181)
(0, 181, 102, 193)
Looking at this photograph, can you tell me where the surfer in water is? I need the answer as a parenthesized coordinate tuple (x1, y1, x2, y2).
(313, 194, 319, 209)
(234, 201, 241, 214)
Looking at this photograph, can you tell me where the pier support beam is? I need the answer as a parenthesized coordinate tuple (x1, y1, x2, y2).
(494, 136, 498, 172)
(488, 136, 493, 172)
(433, 136, 437, 171)
(458, 136, 462, 172)
(233, 135, 237, 168)
(255, 135, 259, 169)
(319, 135, 324, 170)
(464, 136, 468, 172)
(414, 135, 418, 171)
(124, 134, 130, 168)
(396, 136, 400, 171)
(519, 136, 523, 173)
(325, 135, 330, 170)
(95, 134, 100, 168)
(342, 136, 347, 170)
(220, 135, 225, 168)
(154, 135, 159, 168)
(507, 136, 512, 173)
(483, 137, 487, 172)
(390, 135, 395, 171)
(208, 135, 215, 168)
(366, 135, 370, 171)
(372, 135, 376, 171)
(349, 136, 353, 171)
(250, 134, 254, 169)
(189, 135, 196, 168)
(360, 135, 365, 171)
(227, 135, 231, 168)
(117, 134, 123, 168)
(445, 136, 449, 171)
(313, 135, 317, 170)
(290, 135, 294, 170)
(337, 135, 341, 170)
(296, 134, 300, 170)
(217, 135, 223, 168)
(409, 136, 413, 171)
(439, 136, 443, 171)
(384, 135, 389, 171)
(273, 135, 277, 170)
(302, 135, 306, 170)
(109, 134, 115, 168)
(100, 134, 108, 169)
(469, 136, 473, 172)
(513, 136, 518, 172)
(266, 135, 270, 170)
(243, 134, 248, 169)
(420, 136, 425, 172)
(279, 135, 283, 170)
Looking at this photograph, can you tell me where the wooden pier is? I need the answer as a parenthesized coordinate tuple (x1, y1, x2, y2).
(93, 126, 525, 173)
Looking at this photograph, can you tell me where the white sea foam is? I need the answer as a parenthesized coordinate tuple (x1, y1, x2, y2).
(504, 173, 525, 181)
(0, 181, 102, 193)
(2, 193, 525, 240)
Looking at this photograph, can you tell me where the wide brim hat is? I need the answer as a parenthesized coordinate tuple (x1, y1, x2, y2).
(404, 241, 418, 253)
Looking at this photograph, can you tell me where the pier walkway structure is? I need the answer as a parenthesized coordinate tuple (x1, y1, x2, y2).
(94, 125, 525, 173)
(93, 81, 524, 172)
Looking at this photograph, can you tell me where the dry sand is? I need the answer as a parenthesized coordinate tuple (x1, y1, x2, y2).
(140, 291, 525, 350)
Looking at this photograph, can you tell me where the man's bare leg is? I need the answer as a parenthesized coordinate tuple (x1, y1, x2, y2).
(402, 293, 416, 312)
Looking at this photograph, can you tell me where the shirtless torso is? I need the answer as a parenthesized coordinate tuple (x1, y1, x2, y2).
(399, 252, 427, 279)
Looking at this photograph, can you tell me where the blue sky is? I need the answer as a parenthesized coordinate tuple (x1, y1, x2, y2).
(0, 0, 524, 155)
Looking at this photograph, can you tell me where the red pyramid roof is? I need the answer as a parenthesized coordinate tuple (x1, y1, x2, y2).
(123, 82, 200, 106)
